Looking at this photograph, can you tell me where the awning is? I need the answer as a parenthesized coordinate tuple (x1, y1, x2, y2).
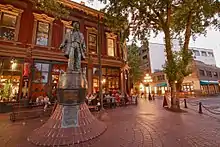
(200, 80, 219, 85)
(156, 82, 167, 87)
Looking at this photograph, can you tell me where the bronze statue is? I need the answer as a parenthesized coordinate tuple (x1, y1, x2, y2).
(60, 21, 86, 72)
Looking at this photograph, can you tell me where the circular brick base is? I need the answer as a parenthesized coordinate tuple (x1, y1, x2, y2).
(27, 103, 107, 146)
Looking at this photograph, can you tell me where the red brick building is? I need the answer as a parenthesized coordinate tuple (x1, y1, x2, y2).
(0, 0, 128, 101)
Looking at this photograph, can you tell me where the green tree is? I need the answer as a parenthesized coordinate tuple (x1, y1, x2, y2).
(127, 44, 143, 86)
(94, 0, 219, 109)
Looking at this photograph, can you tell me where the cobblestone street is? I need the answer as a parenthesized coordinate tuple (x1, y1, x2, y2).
(1, 98, 220, 147)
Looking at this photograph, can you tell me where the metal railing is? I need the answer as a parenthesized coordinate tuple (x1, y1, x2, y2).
(182, 99, 220, 116)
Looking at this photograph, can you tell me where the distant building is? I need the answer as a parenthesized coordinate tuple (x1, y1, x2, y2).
(139, 45, 151, 74)
(149, 42, 217, 73)
(141, 42, 220, 96)
(191, 47, 216, 66)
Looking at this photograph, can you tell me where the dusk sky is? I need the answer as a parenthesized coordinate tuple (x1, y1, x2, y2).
(73, 0, 220, 67)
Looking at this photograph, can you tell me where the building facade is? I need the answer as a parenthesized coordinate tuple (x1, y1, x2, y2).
(142, 42, 220, 96)
(191, 47, 216, 66)
(147, 61, 220, 96)
(0, 0, 128, 101)
(139, 44, 151, 74)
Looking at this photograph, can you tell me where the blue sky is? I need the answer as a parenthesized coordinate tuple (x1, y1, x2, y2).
(73, 0, 220, 67)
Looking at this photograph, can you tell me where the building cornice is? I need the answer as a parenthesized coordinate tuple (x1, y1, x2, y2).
(58, 0, 104, 18)
(33, 13, 55, 23)
(0, 4, 24, 15)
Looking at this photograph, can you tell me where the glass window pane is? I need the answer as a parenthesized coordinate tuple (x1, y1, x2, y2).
(0, 27, 15, 40)
(36, 32, 49, 46)
(41, 64, 49, 72)
(34, 63, 42, 71)
(41, 72, 48, 83)
(38, 22, 49, 33)
(88, 33, 97, 53)
(107, 38, 115, 56)
(2, 13, 17, 27)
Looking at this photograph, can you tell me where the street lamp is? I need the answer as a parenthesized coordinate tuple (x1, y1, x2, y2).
(143, 73, 153, 100)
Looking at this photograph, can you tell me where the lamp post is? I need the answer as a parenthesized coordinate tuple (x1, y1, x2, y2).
(143, 74, 152, 100)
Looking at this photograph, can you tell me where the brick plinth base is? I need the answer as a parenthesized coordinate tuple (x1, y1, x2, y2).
(27, 103, 107, 146)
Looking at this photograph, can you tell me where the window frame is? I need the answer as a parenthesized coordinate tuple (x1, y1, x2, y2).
(106, 32, 117, 57)
(32, 13, 54, 47)
(32, 63, 50, 84)
(35, 21, 50, 46)
(208, 52, 214, 57)
(206, 70, 212, 77)
(86, 27, 98, 54)
(193, 50, 200, 56)
(0, 4, 23, 42)
(201, 51, 207, 57)
(199, 69, 205, 76)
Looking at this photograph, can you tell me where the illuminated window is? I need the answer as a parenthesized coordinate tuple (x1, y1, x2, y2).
(106, 32, 117, 57)
(36, 21, 50, 46)
(33, 13, 54, 46)
(33, 63, 50, 83)
(0, 12, 17, 40)
(86, 27, 98, 54)
(107, 38, 115, 56)
(88, 33, 97, 53)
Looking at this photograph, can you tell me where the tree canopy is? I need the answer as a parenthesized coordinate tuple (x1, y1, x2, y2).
(96, 0, 219, 108)
(127, 44, 143, 85)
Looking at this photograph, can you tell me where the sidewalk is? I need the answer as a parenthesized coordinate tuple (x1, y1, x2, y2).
(0, 98, 220, 147)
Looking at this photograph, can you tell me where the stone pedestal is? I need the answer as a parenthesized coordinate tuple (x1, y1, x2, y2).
(28, 71, 107, 146)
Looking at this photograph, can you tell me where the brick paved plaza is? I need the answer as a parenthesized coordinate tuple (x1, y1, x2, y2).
(1, 98, 220, 147)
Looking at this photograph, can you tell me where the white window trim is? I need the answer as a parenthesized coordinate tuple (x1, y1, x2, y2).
(32, 13, 54, 47)
(86, 27, 98, 54)
(0, 4, 23, 42)
(106, 32, 117, 57)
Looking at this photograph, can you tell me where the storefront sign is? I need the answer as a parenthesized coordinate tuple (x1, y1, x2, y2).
(61, 105, 79, 128)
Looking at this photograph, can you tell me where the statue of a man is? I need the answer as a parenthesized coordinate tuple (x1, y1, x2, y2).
(60, 21, 86, 72)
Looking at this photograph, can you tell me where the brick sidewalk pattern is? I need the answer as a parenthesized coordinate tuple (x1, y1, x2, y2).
(0, 98, 220, 147)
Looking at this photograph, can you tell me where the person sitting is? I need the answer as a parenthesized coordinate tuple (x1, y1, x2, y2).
(36, 96, 44, 105)
(43, 95, 51, 112)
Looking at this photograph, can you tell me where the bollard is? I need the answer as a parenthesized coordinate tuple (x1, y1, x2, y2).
(184, 99, 187, 108)
(199, 102, 202, 114)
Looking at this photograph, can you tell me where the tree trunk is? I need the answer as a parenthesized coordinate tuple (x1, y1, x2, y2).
(176, 79, 183, 92)
(163, 3, 180, 110)
(176, 11, 193, 95)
